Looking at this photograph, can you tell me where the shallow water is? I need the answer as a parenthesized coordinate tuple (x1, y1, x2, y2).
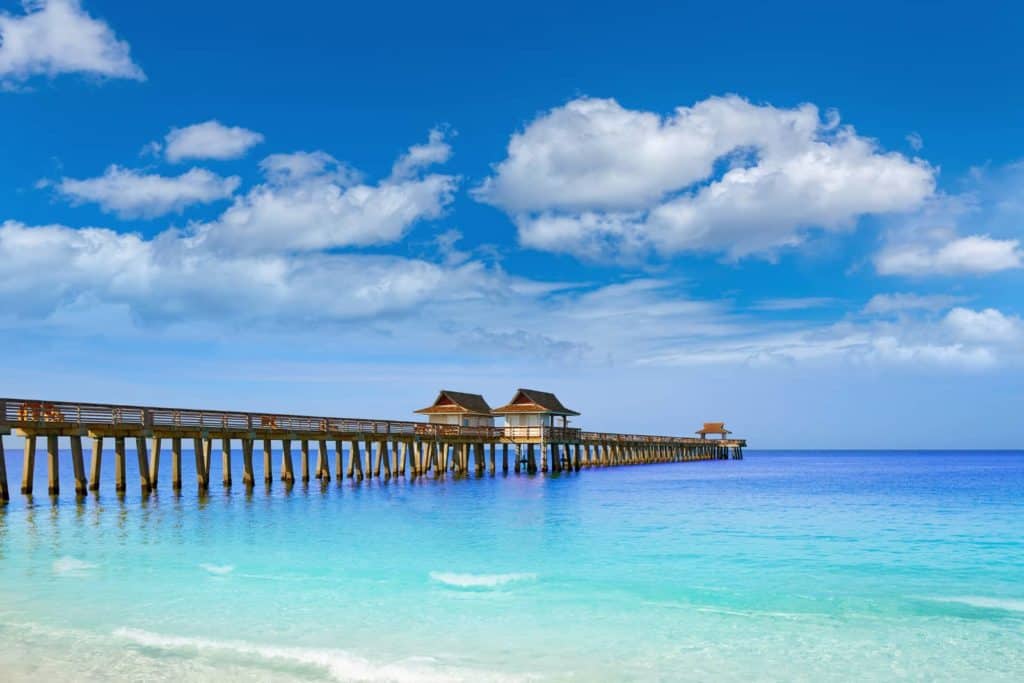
(1, 450, 1023, 681)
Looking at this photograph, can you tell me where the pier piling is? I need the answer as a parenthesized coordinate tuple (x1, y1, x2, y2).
(20, 436, 36, 495)
(70, 435, 86, 495)
(0, 437, 8, 501)
(89, 437, 102, 491)
(46, 435, 59, 495)
(172, 437, 182, 490)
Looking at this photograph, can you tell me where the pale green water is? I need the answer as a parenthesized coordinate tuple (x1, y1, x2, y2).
(1, 450, 1023, 681)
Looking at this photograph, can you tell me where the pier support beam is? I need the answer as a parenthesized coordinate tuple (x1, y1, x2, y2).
(334, 440, 344, 481)
(149, 437, 162, 489)
(526, 443, 537, 474)
(70, 435, 86, 495)
(89, 437, 103, 491)
(113, 437, 127, 494)
(300, 440, 310, 484)
(280, 439, 295, 483)
(242, 439, 255, 487)
(0, 437, 8, 502)
(502, 444, 509, 473)
(193, 437, 208, 492)
(136, 437, 151, 494)
(46, 435, 59, 495)
(350, 440, 363, 480)
(171, 437, 182, 490)
(20, 435, 36, 495)
(0, 438, 8, 501)
(219, 438, 231, 488)
(263, 439, 273, 485)
(317, 440, 329, 481)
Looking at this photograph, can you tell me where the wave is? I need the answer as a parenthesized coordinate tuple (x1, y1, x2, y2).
(199, 563, 235, 576)
(923, 596, 1024, 613)
(113, 627, 527, 682)
(52, 556, 96, 576)
(429, 572, 537, 589)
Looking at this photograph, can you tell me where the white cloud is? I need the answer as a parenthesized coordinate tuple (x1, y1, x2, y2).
(57, 165, 240, 218)
(751, 297, 837, 311)
(944, 307, 1022, 343)
(476, 95, 934, 260)
(875, 234, 1023, 276)
(162, 121, 264, 163)
(863, 292, 966, 314)
(391, 128, 452, 179)
(0, 0, 144, 85)
(0, 219, 492, 324)
(875, 162, 1024, 277)
(197, 133, 457, 253)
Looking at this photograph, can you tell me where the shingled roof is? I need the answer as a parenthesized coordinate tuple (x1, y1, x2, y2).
(491, 388, 580, 416)
(414, 390, 493, 416)
(696, 422, 731, 435)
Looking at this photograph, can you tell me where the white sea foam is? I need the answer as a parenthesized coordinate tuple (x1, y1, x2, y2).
(199, 563, 235, 576)
(52, 556, 96, 576)
(429, 571, 537, 589)
(924, 596, 1024, 613)
(113, 627, 528, 682)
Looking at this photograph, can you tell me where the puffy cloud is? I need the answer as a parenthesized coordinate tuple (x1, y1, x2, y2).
(875, 235, 1022, 276)
(162, 121, 264, 163)
(944, 307, 1022, 343)
(476, 95, 934, 260)
(0, 0, 144, 85)
(0, 219, 489, 324)
(56, 165, 240, 218)
(197, 133, 457, 253)
(875, 162, 1024, 277)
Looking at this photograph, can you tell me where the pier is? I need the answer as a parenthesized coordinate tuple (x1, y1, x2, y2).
(0, 394, 746, 500)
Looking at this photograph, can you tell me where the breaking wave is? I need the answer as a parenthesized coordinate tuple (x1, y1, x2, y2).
(429, 572, 537, 589)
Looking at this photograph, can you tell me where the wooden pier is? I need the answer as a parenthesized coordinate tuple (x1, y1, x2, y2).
(0, 397, 746, 500)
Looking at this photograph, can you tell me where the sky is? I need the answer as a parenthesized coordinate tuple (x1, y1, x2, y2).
(0, 0, 1022, 448)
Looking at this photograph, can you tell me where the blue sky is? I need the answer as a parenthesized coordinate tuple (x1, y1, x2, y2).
(1, 0, 1022, 448)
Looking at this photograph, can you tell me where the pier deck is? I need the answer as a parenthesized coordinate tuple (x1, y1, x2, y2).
(0, 398, 746, 499)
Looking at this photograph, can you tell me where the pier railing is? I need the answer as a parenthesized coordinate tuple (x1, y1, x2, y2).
(1, 398, 742, 447)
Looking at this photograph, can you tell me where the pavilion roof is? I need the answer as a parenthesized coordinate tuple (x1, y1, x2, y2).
(696, 422, 731, 435)
(491, 388, 580, 416)
(414, 390, 493, 416)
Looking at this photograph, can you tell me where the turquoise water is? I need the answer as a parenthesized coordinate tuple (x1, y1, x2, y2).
(1, 450, 1023, 681)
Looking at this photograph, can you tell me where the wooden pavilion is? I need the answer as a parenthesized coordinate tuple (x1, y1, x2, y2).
(696, 422, 732, 439)
(414, 390, 494, 428)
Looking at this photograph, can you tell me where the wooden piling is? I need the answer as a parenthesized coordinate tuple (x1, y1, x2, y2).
(202, 438, 213, 481)
(350, 440, 363, 480)
(171, 437, 182, 490)
(0, 436, 8, 502)
(263, 439, 273, 484)
(150, 437, 162, 489)
(514, 444, 521, 473)
(219, 438, 231, 487)
(242, 439, 255, 487)
(136, 436, 151, 494)
(280, 439, 295, 483)
(193, 437, 208, 492)
(526, 443, 537, 474)
(318, 440, 330, 481)
(300, 440, 310, 484)
(380, 440, 392, 478)
(334, 440, 344, 481)
(502, 443, 509, 473)
(46, 435, 59, 495)
(20, 435, 36, 495)
(114, 437, 126, 494)
(89, 436, 103, 491)
(70, 436, 85, 495)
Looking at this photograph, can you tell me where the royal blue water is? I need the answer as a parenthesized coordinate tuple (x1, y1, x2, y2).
(1, 449, 1023, 681)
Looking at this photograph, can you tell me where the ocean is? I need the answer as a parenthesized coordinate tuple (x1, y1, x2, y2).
(0, 449, 1022, 681)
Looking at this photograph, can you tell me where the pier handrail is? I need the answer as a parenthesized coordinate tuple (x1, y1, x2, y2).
(0, 397, 744, 446)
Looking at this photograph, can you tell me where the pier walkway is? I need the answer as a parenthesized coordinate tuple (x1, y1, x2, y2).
(0, 398, 746, 500)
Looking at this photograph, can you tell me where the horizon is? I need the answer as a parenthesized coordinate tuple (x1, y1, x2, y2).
(1, 1, 1022, 450)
